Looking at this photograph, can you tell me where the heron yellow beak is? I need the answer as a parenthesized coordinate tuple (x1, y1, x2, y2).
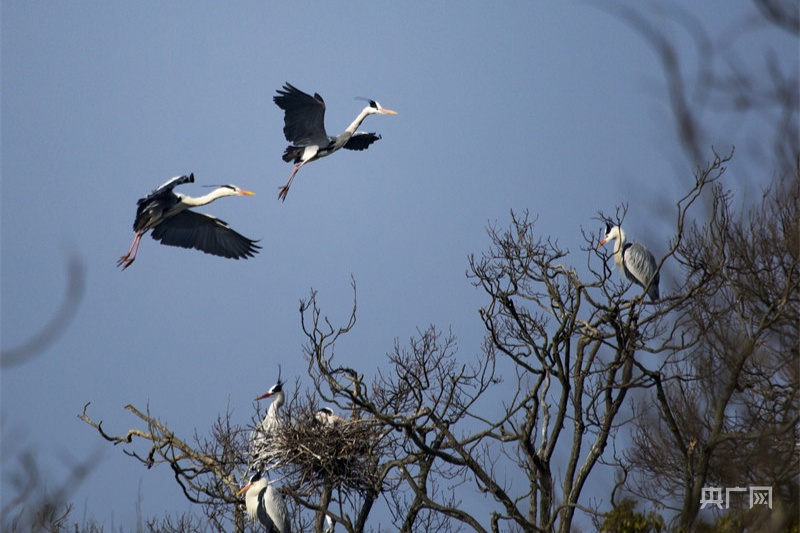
(380, 108, 397, 115)
(237, 483, 251, 497)
(239, 189, 256, 196)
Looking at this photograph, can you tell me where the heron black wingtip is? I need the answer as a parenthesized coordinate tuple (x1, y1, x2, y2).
(275, 82, 300, 97)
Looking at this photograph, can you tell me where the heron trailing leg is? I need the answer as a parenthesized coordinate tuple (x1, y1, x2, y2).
(117, 232, 144, 270)
(278, 162, 304, 202)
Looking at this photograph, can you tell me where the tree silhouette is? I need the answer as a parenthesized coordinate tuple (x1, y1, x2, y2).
(80, 150, 735, 532)
(622, 169, 799, 531)
(12, 1, 793, 531)
(603, 1, 799, 531)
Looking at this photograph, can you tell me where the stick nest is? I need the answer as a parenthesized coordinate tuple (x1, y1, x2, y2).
(263, 409, 388, 495)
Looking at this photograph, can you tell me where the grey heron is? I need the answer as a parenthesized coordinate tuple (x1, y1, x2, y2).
(117, 173, 260, 270)
(315, 407, 347, 427)
(597, 222, 660, 301)
(273, 82, 397, 201)
(251, 371, 286, 467)
(256, 377, 286, 434)
(237, 470, 291, 533)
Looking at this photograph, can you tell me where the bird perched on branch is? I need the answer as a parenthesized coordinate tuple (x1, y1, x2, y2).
(237, 470, 291, 533)
(256, 374, 286, 434)
(251, 370, 286, 467)
(117, 173, 259, 270)
(273, 82, 397, 201)
(597, 222, 660, 301)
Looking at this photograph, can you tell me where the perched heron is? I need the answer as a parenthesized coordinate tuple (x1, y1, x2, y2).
(273, 82, 397, 201)
(256, 378, 286, 434)
(237, 470, 291, 533)
(117, 173, 259, 270)
(315, 407, 347, 427)
(251, 371, 286, 467)
(597, 222, 660, 301)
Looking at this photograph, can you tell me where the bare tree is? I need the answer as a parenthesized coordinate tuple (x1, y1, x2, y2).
(623, 169, 800, 531)
(73, 3, 797, 531)
(291, 149, 725, 532)
(79, 402, 250, 532)
(76, 148, 740, 533)
(601, 1, 799, 531)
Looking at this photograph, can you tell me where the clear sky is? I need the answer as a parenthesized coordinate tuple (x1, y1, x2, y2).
(2, 1, 793, 529)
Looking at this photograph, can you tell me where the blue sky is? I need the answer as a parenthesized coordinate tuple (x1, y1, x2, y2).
(2, 1, 793, 529)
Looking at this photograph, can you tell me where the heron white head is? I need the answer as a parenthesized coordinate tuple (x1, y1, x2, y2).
(597, 223, 624, 248)
(214, 184, 256, 196)
(237, 470, 267, 498)
(256, 380, 284, 401)
(236, 470, 291, 532)
(256, 365, 287, 414)
(597, 223, 627, 268)
(193, 184, 255, 201)
(357, 97, 397, 116)
(315, 406, 347, 427)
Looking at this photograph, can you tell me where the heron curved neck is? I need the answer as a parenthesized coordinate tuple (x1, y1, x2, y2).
(267, 391, 284, 416)
(180, 188, 232, 207)
(612, 227, 627, 267)
(344, 106, 373, 135)
(331, 106, 372, 151)
(245, 479, 268, 517)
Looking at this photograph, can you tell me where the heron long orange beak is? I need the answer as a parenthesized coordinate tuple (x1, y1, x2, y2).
(380, 108, 397, 115)
(255, 391, 273, 401)
(237, 483, 251, 497)
(238, 189, 256, 196)
(596, 238, 608, 249)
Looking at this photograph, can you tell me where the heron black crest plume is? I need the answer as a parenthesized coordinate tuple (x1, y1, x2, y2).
(355, 96, 379, 108)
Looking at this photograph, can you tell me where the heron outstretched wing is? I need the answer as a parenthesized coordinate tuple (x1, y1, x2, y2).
(343, 132, 381, 151)
(274, 83, 328, 146)
(150, 210, 260, 259)
(148, 173, 194, 197)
